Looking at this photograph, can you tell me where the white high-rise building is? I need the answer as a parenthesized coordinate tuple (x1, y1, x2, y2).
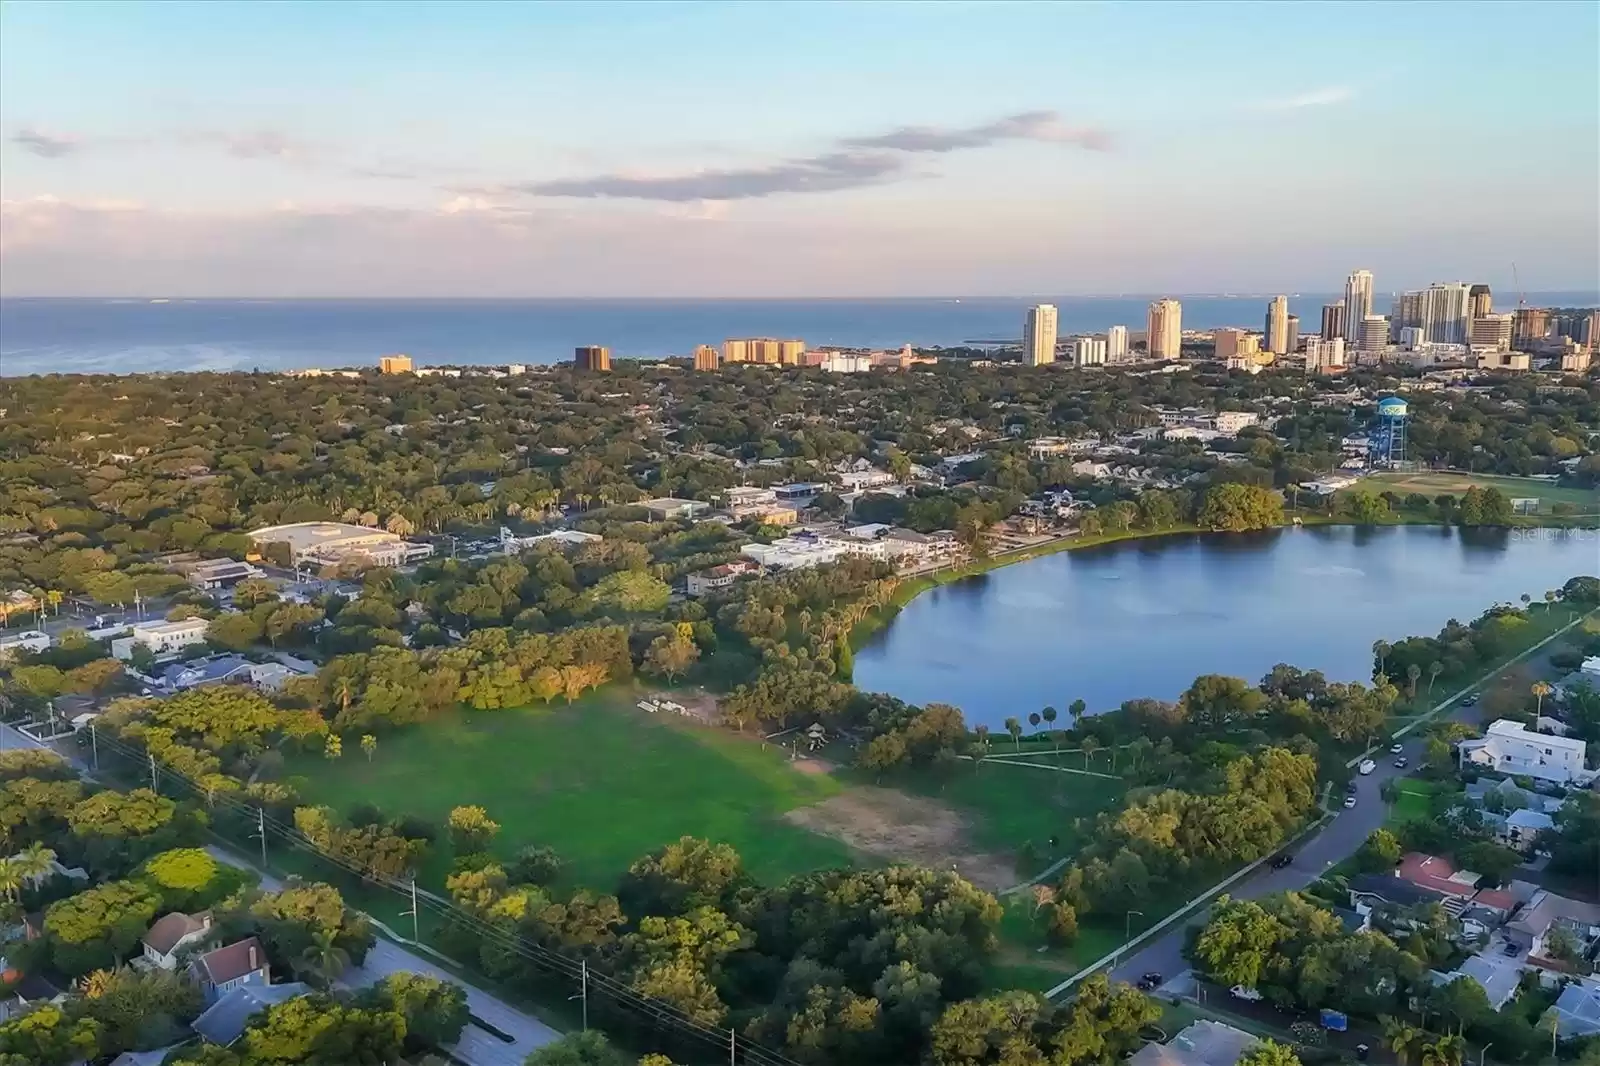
(1071, 336, 1108, 366)
(1106, 325, 1129, 360)
(1359, 314, 1390, 352)
(1147, 299, 1182, 359)
(1343, 270, 1374, 343)
(1420, 282, 1472, 345)
(1023, 304, 1058, 366)
(1264, 295, 1290, 355)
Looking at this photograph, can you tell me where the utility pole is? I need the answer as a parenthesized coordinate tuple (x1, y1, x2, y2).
(257, 808, 268, 868)
(409, 880, 420, 944)
(580, 960, 588, 1031)
(148, 752, 158, 792)
(89, 721, 99, 771)
(729, 1028, 736, 1066)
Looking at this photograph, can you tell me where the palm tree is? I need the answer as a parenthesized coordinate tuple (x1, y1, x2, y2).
(1081, 735, 1100, 771)
(360, 734, 377, 762)
(298, 927, 351, 989)
(1373, 640, 1391, 680)
(1068, 698, 1086, 733)
(0, 862, 24, 903)
(15, 844, 55, 885)
(1041, 705, 1057, 734)
(332, 676, 356, 719)
(1406, 663, 1422, 699)
(1028, 711, 1041, 733)
(1427, 661, 1443, 695)
(1531, 681, 1552, 717)
(1381, 1016, 1424, 1066)
(1004, 717, 1023, 752)
(1421, 1033, 1465, 1066)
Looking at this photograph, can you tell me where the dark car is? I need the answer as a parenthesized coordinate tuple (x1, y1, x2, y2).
(1503, 941, 1519, 956)
(1345, 780, 1359, 794)
(1271, 853, 1293, 869)
(1462, 693, 1479, 706)
(1138, 972, 1162, 990)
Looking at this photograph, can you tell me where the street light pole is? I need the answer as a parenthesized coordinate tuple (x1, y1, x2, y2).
(1478, 1042, 1492, 1066)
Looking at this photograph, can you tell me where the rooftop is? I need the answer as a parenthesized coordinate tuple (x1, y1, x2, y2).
(1553, 979, 1600, 1038)
(143, 910, 211, 955)
(1398, 853, 1480, 897)
(192, 981, 309, 1046)
(246, 521, 406, 552)
(195, 936, 266, 986)
(1127, 1020, 1258, 1066)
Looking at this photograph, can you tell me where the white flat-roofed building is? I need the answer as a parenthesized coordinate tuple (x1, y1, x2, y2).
(1213, 412, 1260, 435)
(248, 522, 434, 569)
(641, 498, 711, 520)
(1459, 719, 1591, 786)
(741, 538, 852, 571)
(111, 618, 211, 661)
(0, 630, 50, 662)
(837, 468, 895, 491)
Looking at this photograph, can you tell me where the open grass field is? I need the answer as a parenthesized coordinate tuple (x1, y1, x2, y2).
(1365, 470, 1599, 510)
(286, 691, 856, 892)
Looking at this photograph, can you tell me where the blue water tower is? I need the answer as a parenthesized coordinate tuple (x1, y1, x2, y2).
(1369, 396, 1408, 468)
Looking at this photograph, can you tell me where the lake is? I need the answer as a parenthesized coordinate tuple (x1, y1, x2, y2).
(853, 524, 1600, 730)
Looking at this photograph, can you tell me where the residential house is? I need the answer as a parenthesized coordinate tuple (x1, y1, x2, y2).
(1459, 719, 1591, 786)
(141, 910, 213, 971)
(0, 973, 65, 1022)
(191, 936, 270, 1003)
(192, 982, 310, 1046)
(1500, 808, 1556, 853)
(686, 560, 760, 598)
(111, 1049, 184, 1066)
(1551, 978, 1600, 1039)
(1397, 853, 1481, 904)
(146, 655, 256, 693)
(1506, 889, 1600, 967)
(1433, 958, 1522, 1011)
(1127, 1020, 1258, 1066)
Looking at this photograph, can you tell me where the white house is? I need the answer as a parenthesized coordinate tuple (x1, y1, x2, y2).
(110, 617, 211, 661)
(1459, 719, 1591, 786)
(686, 560, 760, 597)
(142, 910, 213, 970)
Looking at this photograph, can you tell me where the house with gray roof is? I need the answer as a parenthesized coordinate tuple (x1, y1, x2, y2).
(192, 981, 310, 1046)
(1127, 1020, 1258, 1066)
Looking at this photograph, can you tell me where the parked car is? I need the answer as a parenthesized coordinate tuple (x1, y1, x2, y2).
(1344, 795, 1358, 808)
(1462, 693, 1479, 706)
(1393, 756, 1408, 768)
(1345, 780, 1359, 795)
(1358, 759, 1377, 775)
(1503, 941, 1520, 956)
(1230, 985, 1263, 1002)
(1271, 853, 1294, 869)
(1138, 972, 1163, 990)
(1390, 743, 1405, 754)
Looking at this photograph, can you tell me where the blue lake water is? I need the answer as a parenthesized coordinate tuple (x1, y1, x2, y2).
(853, 524, 1600, 730)
(4, 293, 1594, 376)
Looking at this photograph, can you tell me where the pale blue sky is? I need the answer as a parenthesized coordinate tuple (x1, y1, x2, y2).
(2, 1, 1596, 297)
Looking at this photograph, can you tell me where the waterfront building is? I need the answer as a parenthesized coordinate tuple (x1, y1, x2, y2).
(1106, 324, 1129, 360)
(1023, 304, 1059, 366)
(1469, 313, 1513, 351)
(1320, 300, 1345, 340)
(1147, 299, 1182, 359)
(1343, 270, 1374, 341)
(378, 354, 413, 374)
(1359, 315, 1389, 352)
(1512, 308, 1551, 350)
(723, 337, 805, 365)
(1264, 295, 1290, 355)
(1213, 328, 1247, 359)
(1285, 315, 1299, 354)
(692, 344, 719, 370)
(574, 345, 612, 371)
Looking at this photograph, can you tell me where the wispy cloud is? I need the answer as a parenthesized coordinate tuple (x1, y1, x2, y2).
(517, 110, 1111, 202)
(843, 110, 1112, 153)
(1255, 86, 1356, 111)
(12, 128, 80, 158)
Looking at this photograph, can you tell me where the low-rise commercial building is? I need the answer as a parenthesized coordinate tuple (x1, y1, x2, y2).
(248, 522, 434, 569)
(641, 498, 711, 521)
(378, 354, 413, 374)
(111, 618, 211, 661)
(180, 559, 266, 590)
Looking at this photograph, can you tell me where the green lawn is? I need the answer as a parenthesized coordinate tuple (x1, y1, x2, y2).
(286, 691, 856, 892)
(1364, 470, 1599, 510)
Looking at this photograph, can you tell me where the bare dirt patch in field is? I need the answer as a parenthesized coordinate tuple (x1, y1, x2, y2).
(784, 786, 1017, 890)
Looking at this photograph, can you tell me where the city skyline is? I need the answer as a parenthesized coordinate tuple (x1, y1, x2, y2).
(1, 1, 1597, 298)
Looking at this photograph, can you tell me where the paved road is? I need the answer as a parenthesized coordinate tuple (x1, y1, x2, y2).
(0, 723, 559, 1066)
(1107, 627, 1580, 992)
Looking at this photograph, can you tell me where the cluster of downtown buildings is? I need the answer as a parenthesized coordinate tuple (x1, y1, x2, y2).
(572, 337, 931, 374)
(1019, 273, 1598, 376)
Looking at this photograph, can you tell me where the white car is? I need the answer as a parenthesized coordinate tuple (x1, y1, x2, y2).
(1230, 985, 1263, 1002)
(1358, 759, 1377, 775)
(1343, 795, 1357, 809)
(1390, 743, 1405, 754)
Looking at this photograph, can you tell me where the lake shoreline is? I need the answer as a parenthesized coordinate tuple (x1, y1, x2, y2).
(850, 512, 1597, 651)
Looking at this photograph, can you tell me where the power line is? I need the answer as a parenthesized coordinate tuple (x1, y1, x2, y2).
(77, 723, 806, 1066)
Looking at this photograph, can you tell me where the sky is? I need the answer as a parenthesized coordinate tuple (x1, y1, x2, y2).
(2, 0, 1597, 298)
